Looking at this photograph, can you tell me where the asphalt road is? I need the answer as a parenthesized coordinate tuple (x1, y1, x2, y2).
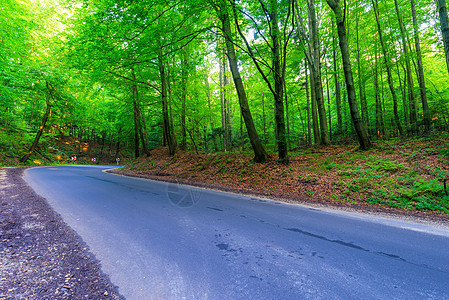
(24, 165, 449, 299)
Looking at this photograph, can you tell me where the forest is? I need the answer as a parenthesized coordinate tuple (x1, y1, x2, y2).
(1, 0, 449, 211)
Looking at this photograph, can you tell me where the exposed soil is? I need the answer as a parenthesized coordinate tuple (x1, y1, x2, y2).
(110, 142, 449, 226)
(0, 167, 123, 300)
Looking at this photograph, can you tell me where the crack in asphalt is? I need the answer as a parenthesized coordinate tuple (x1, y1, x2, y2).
(285, 227, 449, 275)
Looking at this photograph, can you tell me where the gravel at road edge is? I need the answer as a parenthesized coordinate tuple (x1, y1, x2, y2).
(0, 167, 124, 300)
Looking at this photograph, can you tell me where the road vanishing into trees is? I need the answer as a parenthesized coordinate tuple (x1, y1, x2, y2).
(25, 166, 449, 299)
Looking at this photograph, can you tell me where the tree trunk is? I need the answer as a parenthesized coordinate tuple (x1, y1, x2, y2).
(180, 48, 188, 150)
(219, 52, 226, 151)
(217, 2, 267, 163)
(373, 0, 404, 136)
(394, 0, 417, 135)
(261, 88, 267, 143)
(309, 64, 320, 145)
(327, 0, 372, 150)
(396, 63, 409, 128)
(131, 67, 150, 156)
(270, 0, 288, 163)
(332, 21, 343, 135)
(305, 59, 312, 145)
(158, 54, 176, 156)
(437, 0, 449, 74)
(205, 76, 218, 151)
(374, 51, 384, 138)
(356, 13, 368, 130)
(308, 0, 329, 145)
(21, 83, 52, 163)
(411, 0, 431, 133)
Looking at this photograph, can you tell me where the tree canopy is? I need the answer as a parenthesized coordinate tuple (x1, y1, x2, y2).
(2, 0, 449, 163)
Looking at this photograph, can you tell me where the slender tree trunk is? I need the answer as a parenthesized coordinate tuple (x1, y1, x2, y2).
(180, 48, 188, 150)
(205, 77, 218, 151)
(374, 51, 383, 138)
(158, 54, 176, 156)
(21, 83, 52, 163)
(308, 0, 329, 145)
(285, 84, 290, 150)
(394, 0, 417, 135)
(219, 52, 226, 151)
(309, 65, 320, 145)
(261, 88, 267, 143)
(327, 0, 372, 150)
(131, 67, 150, 156)
(167, 58, 176, 148)
(356, 14, 368, 130)
(270, 0, 288, 163)
(305, 59, 312, 145)
(217, 2, 267, 163)
(373, 0, 404, 136)
(225, 66, 232, 150)
(411, 0, 431, 133)
(332, 22, 343, 135)
(437, 0, 449, 74)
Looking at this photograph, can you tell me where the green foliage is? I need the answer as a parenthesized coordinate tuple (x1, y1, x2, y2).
(365, 157, 407, 172)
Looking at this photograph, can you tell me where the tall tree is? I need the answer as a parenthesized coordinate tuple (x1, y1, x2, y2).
(372, 0, 404, 136)
(326, 0, 372, 150)
(21, 82, 54, 163)
(307, 0, 330, 145)
(411, 0, 431, 133)
(437, 0, 449, 74)
(394, 0, 418, 134)
(332, 19, 343, 135)
(231, 0, 292, 163)
(213, 0, 267, 163)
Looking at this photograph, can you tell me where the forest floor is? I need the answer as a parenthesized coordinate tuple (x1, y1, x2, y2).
(111, 137, 449, 222)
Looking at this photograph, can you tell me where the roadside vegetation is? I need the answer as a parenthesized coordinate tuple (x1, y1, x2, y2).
(1, 123, 448, 215)
(117, 136, 449, 215)
(0, 126, 121, 167)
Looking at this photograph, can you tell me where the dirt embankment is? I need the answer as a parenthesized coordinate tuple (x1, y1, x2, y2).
(111, 145, 449, 225)
(0, 167, 123, 299)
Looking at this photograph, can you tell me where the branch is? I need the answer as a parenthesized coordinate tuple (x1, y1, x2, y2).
(231, 0, 275, 95)
(106, 71, 161, 94)
(293, 0, 314, 68)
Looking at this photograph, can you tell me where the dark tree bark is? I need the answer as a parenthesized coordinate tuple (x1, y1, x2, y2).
(326, 0, 372, 150)
(21, 82, 53, 163)
(180, 48, 188, 150)
(269, 0, 288, 163)
(437, 0, 449, 74)
(158, 54, 176, 156)
(373, 0, 404, 136)
(205, 77, 218, 151)
(219, 52, 227, 151)
(394, 0, 417, 135)
(261, 87, 267, 143)
(411, 0, 431, 133)
(396, 63, 409, 127)
(229, 0, 289, 162)
(332, 20, 343, 135)
(131, 67, 150, 156)
(215, 0, 267, 163)
(304, 59, 312, 145)
(308, 0, 329, 145)
(356, 13, 368, 130)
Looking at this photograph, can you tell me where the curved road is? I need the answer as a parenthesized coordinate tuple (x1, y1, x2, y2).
(24, 166, 449, 299)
